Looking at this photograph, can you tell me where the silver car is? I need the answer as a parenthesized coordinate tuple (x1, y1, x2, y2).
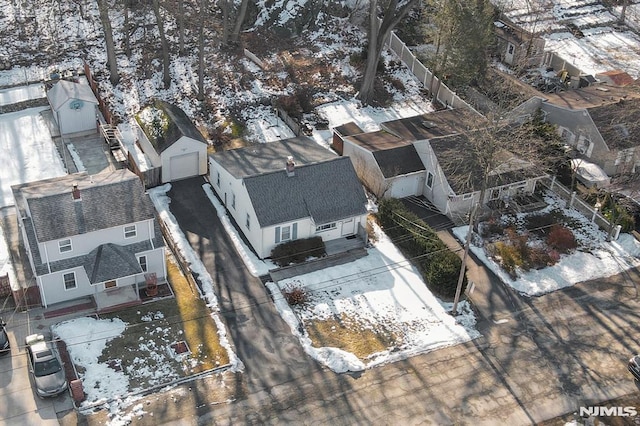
(25, 333, 67, 398)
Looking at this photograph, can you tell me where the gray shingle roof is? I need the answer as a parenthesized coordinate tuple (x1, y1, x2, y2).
(137, 100, 206, 153)
(429, 134, 542, 194)
(211, 137, 337, 178)
(83, 243, 143, 284)
(244, 157, 367, 227)
(47, 79, 97, 110)
(13, 169, 156, 242)
(588, 97, 640, 150)
(372, 145, 425, 178)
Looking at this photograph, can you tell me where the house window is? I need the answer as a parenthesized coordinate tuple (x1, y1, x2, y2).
(281, 226, 291, 241)
(316, 223, 337, 232)
(105, 280, 117, 289)
(124, 225, 137, 238)
(59, 239, 72, 253)
(426, 172, 434, 189)
(232, 193, 236, 209)
(246, 213, 250, 230)
(508, 44, 514, 55)
(463, 193, 474, 200)
(63, 272, 76, 290)
(216, 171, 220, 187)
(138, 255, 148, 272)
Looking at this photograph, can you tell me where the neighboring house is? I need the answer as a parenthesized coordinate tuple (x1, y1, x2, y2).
(336, 110, 546, 223)
(514, 87, 640, 176)
(208, 137, 368, 259)
(46, 79, 98, 135)
(338, 110, 473, 199)
(416, 133, 547, 221)
(135, 100, 208, 184)
(11, 169, 166, 309)
(494, 18, 545, 68)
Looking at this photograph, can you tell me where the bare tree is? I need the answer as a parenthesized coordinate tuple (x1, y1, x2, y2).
(197, 0, 208, 101)
(152, 0, 171, 88)
(97, 0, 120, 85)
(231, 0, 250, 43)
(357, 0, 419, 105)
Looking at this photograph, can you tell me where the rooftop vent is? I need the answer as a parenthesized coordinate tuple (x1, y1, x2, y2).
(421, 121, 437, 129)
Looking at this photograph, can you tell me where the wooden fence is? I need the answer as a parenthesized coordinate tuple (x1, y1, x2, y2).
(83, 61, 114, 125)
(157, 218, 202, 298)
(383, 25, 479, 113)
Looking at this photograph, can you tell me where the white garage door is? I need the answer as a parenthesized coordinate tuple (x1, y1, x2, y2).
(169, 152, 199, 181)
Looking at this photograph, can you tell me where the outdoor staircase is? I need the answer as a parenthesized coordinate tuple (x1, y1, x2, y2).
(100, 124, 123, 151)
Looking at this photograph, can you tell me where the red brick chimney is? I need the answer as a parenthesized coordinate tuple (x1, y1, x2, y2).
(72, 183, 81, 200)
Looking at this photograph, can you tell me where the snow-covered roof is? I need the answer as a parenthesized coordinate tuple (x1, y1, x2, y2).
(47, 79, 97, 110)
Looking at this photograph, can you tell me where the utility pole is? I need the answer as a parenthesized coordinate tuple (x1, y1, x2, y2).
(451, 202, 477, 315)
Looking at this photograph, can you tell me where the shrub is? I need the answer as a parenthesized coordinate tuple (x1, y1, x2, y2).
(282, 283, 308, 306)
(271, 237, 326, 267)
(426, 251, 466, 298)
(376, 198, 463, 298)
(493, 241, 523, 279)
(478, 218, 504, 239)
(528, 246, 555, 269)
(546, 225, 577, 253)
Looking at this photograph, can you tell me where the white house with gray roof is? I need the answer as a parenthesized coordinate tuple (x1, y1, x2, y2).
(11, 169, 166, 309)
(47, 79, 98, 135)
(208, 137, 368, 259)
(134, 100, 208, 184)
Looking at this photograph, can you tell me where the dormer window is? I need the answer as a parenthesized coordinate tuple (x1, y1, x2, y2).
(124, 225, 137, 239)
(59, 239, 72, 253)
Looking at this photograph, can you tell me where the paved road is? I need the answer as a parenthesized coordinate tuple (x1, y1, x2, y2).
(85, 177, 640, 425)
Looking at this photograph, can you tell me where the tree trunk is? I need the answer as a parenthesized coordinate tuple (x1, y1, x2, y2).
(358, 0, 379, 105)
(197, 0, 205, 101)
(231, 0, 249, 43)
(357, 0, 419, 105)
(97, 0, 119, 85)
(620, 0, 628, 24)
(123, 5, 131, 57)
(178, 0, 185, 55)
(220, 0, 230, 46)
(153, 0, 172, 89)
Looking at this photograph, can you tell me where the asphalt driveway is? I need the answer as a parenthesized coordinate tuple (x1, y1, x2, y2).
(166, 177, 323, 387)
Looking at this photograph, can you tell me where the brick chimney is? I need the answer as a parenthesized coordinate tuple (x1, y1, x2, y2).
(72, 183, 81, 200)
(286, 156, 295, 177)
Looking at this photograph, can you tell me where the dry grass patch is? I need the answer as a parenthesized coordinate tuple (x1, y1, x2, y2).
(167, 255, 229, 372)
(304, 314, 399, 359)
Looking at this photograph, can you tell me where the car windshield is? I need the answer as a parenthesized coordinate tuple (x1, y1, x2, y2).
(34, 358, 62, 377)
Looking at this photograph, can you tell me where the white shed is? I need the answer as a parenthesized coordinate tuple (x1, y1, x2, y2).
(136, 100, 208, 183)
(47, 79, 98, 135)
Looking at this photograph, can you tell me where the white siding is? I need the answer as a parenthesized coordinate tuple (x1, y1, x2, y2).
(387, 172, 423, 198)
(161, 136, 208, 182)
(56, 99, 97, 135)
(42, 219, 155, 263)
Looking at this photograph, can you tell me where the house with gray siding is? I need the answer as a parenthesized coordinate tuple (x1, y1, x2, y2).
(208, 137, 368, 259)
(513, 89, 640, 176)
(11, 169, 166, 309)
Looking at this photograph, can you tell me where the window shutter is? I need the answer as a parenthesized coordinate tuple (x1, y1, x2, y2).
(292, 223, 297, 240)
(275, 226, 280, 243)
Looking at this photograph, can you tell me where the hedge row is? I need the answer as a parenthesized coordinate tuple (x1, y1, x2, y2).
(377, 198, 466, 298)
(270, 237, 326, 267)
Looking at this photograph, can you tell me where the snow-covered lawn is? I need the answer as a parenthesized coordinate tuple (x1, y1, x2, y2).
(0, 107, 66, 207)
(453, 191, 640, 296)
(0, 83, 45, 105)
(268, 225, 479, 373)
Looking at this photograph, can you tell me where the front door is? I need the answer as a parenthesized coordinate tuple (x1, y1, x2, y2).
(341, 218, 355, 236)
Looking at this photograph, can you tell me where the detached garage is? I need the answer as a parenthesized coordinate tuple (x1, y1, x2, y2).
(47, 79, 98, 135)
(135, 100, 208, 183)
